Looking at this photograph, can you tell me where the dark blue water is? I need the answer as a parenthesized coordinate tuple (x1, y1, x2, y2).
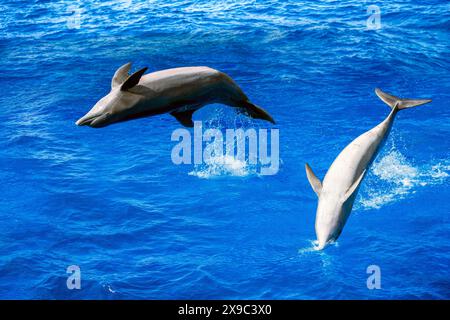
(0, 0, 449, 299)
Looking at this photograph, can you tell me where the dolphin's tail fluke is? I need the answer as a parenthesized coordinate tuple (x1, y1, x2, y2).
(375, 88, 432, 111)
(239, 100, 276, 124)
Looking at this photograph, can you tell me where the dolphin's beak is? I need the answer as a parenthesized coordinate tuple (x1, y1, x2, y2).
(76, 113, 110, 127)
(76, 116, 91, 126)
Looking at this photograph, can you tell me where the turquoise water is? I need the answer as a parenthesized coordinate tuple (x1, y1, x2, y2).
(0, 0, 449, 299)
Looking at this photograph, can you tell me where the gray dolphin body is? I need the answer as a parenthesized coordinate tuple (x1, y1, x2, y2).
(306, 89, 431, 250)
(76, 63, 274, 128)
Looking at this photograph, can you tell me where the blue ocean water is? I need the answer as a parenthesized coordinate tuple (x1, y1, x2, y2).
(0, 0, 449, 299)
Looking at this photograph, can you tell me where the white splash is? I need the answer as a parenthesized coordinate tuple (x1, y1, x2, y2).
(298, 240, 339, 255)
(357, 148, 450, 210)
(298, 240, 320, 254)
(187, 106, 275, 179)
(188, 155, 256, 179)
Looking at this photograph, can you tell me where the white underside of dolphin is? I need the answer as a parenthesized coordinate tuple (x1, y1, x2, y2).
(306, 88, 432, 250)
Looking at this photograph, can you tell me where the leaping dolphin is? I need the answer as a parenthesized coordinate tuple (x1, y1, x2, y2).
(76, 63, 275, 128)
(305, 88, 431, 250)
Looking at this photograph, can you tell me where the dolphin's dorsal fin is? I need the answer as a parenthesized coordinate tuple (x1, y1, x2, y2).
(342, 169, 366, 203)
(305, 163, 322, 197)
(121, 67, 148, 91)
(112, 62, 132, 89)
(170, 110, 196, 127)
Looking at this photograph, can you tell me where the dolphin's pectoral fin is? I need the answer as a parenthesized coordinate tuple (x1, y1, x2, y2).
(112, 62, 132, 89)
(305, 163, 322, 197)
(171, 110, 196, 127)
(127, 85, 155, 96)
(342, 169, 366, 203)
(121, 67, 148, 91)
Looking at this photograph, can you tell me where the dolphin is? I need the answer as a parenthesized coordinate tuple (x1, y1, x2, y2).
(76, 63, 275, 128)
(305, 88, 431, 250)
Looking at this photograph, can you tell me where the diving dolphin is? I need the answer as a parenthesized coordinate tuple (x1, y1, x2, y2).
(305, 89, 431, 250)
(76, 63, 275, 128)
